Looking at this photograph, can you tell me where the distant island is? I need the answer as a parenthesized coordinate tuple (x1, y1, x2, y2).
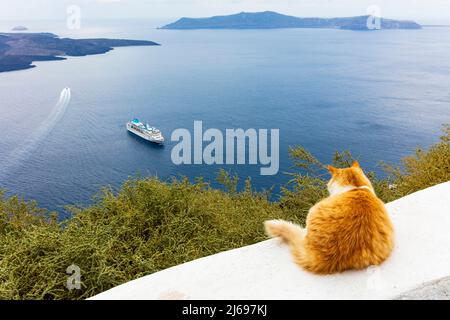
(12, 26, 28, 31)
(161, 11, 422, 30)
(0, 32, 160, 73)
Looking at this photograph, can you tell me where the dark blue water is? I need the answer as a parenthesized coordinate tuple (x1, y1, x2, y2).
(0, 19, 449, 215)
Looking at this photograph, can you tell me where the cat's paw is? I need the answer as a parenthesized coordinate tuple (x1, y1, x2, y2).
(264, 219, 287, 238)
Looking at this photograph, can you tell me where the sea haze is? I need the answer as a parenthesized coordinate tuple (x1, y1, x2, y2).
(0, 19, 449, 215)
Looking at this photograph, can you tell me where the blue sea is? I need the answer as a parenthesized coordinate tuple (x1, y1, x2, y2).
(0, 19, 449, 215)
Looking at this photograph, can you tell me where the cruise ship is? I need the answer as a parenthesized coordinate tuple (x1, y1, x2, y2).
(126, 119, 164, 144)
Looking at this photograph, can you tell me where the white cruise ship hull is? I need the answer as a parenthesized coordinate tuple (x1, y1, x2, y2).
(126, 123, 164, 144)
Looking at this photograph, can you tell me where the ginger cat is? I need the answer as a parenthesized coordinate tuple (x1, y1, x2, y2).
(265, 161, 394, 274)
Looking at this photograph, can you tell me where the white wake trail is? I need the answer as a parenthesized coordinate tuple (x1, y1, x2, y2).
(0, 88, 72, 182)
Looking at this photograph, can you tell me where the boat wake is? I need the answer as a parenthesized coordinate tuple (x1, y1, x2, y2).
(0, 88, 71, 182)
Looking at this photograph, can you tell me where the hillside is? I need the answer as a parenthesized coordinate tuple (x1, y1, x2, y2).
(0, 126, 448, 299)
(91, 181, 450, 299)
(0, 33, 159, 73)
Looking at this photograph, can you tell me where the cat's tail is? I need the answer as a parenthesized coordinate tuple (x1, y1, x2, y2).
(264, 219, 311, 270)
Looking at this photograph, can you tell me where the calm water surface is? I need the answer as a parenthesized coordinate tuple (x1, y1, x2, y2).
(0, 19, 449, 215)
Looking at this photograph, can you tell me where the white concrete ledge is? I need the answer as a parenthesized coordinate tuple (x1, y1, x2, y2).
(91, 181, 450, 300)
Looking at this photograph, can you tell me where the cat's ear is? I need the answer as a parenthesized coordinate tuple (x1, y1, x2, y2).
(327, 165, 337, 174)
(352, 161, 360, 168)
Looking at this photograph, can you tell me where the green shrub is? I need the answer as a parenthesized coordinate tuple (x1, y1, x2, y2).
(381, 124, 450, 199)
(0, 126, 448, 300)
(0, 177, 298, 299)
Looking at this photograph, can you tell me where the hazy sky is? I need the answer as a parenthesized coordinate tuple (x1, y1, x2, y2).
(1, 0, 450, 23)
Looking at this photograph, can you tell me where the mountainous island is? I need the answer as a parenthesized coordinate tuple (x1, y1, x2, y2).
(161, 11, 422, 30)
(0, 32, 159, 73)
(11, 26, 28, 31)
